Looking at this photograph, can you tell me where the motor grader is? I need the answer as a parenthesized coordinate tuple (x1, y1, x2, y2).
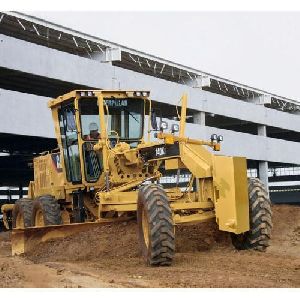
(1, 90, 272, 266)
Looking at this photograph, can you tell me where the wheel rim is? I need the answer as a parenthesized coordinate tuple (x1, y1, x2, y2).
(61, 210, 70, 224)
(142, 209, 150, 248)
(15, 212, 24, 229)
(35, 209, 45, 227)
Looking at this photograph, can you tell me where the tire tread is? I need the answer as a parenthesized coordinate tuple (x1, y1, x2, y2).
(137, 184, 175, 266)
(231, 178, 272, 251)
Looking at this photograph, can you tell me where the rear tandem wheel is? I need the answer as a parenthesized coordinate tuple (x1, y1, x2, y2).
(31, 195, 62, 227)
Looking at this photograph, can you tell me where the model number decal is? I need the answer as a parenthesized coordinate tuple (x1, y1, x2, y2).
(155, 147, 166, 157)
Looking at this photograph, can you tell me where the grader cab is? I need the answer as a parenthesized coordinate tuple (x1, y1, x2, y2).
(2, 90, 272, 266)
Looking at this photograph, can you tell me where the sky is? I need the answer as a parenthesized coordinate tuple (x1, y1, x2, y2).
(29, 11, 300, 101)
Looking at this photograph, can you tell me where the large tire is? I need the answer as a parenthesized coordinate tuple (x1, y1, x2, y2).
(137, 184, 175, 266)
(31, 195, 62, 226)
(12, 199, 34, 229)
(231, 178, 272, 251)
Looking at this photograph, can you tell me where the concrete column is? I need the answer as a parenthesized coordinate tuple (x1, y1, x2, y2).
(193, 111, 205, 126)
(258, 124, 267, 136)
(258, 161, 269, 193)
(257, 124, 269, 192)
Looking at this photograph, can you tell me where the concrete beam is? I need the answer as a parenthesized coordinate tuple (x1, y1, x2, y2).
(1, 34, 300, 134)
(0, 89, 54, 138)
(185, 123, 300, 165)
(193, 111, 205, 126)
(1, 88, 300, 164)
(248, 94, 272, 105)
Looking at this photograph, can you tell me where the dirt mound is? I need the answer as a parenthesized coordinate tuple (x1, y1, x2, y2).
(27, 219, 233, 263)
(1, 204, 299, 288)
(27, 204, 300, 263)
(176, 221, 231, 252)
(268, 204, 300, 257)
(27, 222, 139, 262)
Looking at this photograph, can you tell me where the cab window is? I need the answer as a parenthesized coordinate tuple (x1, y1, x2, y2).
(104, 98, 144, 141)
(79, 98, 102, 183)
(79, 98, 101, 141)
(58, 102, 82, 183)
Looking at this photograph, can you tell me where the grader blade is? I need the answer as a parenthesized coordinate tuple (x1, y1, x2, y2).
(11, 219, 127, 256)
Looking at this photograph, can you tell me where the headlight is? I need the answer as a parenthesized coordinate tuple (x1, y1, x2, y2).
(160, 121, 168, 131)
(134, 91, 149, 97)
(171, 124, 179, 133)
(210, 134, 218, 141)
(217, 135, 223, 142)
(79, 91, 94, 97)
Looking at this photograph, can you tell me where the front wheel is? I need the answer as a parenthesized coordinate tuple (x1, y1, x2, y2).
(137, 184, 175, 266)
(231, 178, 273, 251)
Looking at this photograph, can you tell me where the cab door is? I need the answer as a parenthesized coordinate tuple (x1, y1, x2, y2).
(78, 97, 102, 183)
(58, 101, 82, 183)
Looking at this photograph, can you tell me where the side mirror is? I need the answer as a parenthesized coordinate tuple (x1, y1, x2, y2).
(151, 109, 158, 130)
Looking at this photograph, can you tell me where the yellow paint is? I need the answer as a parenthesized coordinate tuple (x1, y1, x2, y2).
(10, 90, 250, 247)
(213, 156, 249, 234)
(173, 210, 215, 225)
(165, 158, 185, 170)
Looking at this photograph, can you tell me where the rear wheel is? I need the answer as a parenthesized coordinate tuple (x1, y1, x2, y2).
(137, 184, 175, 266)
(31, 195, 62, 227)
(231, 178, 272, 251)
(12, 199, 34, 229)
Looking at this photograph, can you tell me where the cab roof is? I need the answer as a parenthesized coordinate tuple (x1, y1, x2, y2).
(48, 89, 150, 108)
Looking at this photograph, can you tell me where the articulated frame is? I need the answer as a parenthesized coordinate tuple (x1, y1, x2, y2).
(23, 91, 249, 234)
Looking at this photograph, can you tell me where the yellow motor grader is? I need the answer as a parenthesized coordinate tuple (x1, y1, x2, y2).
(1, 90, 272, 266)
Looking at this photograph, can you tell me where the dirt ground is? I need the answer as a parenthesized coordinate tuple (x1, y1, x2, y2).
(0, 204, 299, 288)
